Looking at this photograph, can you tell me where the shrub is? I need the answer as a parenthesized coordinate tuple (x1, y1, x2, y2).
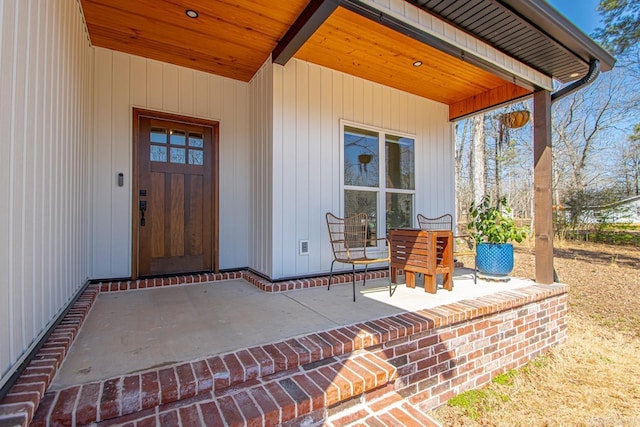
(468, 195, 528, 244)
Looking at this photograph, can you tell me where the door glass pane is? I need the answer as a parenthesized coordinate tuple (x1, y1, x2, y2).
(344, 126, 379, 187)
(150, 146, 167, 162)
(386, 193, 413, 233)
(345, 190, 378, 247)
(150, 128, 167, 144)
(189, 149, 204, 165)
(386, 135, 415, 190)
(170, 130, 186, 146)
(189, 133, 203, 148)
(170, 147, 186, 164)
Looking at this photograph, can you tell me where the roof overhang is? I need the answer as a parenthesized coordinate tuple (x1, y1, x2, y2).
(503, 0, 615, 75)
(79, 0, 614, 120)
(405, 0, 614, 84)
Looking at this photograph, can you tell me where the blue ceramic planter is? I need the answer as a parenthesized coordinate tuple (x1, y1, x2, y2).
(476, 243, 514, 276)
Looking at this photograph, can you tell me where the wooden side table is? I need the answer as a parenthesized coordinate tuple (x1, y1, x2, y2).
(388, 228, 454, 293)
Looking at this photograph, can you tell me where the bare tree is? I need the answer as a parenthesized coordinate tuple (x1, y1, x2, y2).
(454, 120, 472, 223)
(549, 66, 638, 231)
(455, 104, 533, 222)
(453, 62, 636, 238)
(471, 115, 486, 206)
(554, 74, 626, 186)
(455, 120, 469, 182)
(620, 124, 640, 195)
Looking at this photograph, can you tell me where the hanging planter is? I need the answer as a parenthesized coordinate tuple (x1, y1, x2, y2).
(358, 154, 372, 164)
(358, 153, 372, 174)
(503, 110, 530, 129)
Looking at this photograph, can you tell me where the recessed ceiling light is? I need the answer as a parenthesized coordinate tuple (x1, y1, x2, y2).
(185, 9, 199, 19)
(570, 72, 580, 78)
(413, 60, 423, 67)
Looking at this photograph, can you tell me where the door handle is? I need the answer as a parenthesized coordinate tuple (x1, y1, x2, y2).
(139, 200, 147, 226)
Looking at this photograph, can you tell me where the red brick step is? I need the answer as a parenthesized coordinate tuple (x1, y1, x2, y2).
(324, 389, 441, 427)
(32, 304, 418, 427)
(74, 350, 396, 426)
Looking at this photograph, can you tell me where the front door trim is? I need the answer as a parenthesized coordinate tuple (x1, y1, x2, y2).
(132, 108, 219, 279)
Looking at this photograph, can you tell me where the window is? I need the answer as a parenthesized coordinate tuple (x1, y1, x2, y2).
(343, 123, 415, 247)
(150, 128, 204, 166)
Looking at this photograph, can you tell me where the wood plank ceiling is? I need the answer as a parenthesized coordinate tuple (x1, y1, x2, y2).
(79, 0, 531, 117)
(80, 0, 310, 81)
(294, 7, 529, 107)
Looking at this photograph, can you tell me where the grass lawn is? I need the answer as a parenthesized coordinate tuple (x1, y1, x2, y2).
(430, 240, 640, 426)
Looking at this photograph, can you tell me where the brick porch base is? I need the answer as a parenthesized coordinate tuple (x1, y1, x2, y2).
(92, 269, 391, 294)
(0, 271, 567, 426)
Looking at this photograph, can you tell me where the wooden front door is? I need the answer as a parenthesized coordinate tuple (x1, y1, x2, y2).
(133, 109, 218, 278)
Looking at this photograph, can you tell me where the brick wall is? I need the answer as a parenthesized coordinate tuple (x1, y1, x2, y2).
(371, 291, 568, 410)
(0, 274, 568, 426)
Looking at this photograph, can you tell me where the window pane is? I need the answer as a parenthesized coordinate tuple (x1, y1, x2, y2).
(345, 190, 378, 247)
(170, 147, 186, 164)
(189, 149, 204, 165)
(344, 126, 379, 187)
(386, 193, 413, 232)
(150, 128, 167, 144)
(170, 130, 186, 146)
(150, 145, 167, 162)
(386, 135, 415, 190)
(189, 133, 203, 148)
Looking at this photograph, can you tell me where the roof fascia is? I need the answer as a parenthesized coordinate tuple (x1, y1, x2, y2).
(500, 0, 615, 72)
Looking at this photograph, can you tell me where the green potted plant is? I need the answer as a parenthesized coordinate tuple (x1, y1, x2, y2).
(467, 195, 528, 279)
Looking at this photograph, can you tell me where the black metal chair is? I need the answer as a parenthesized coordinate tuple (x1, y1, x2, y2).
(417, 213, 477, 284)
(325, 212, 393, 301)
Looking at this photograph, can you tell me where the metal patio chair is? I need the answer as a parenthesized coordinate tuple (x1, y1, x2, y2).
(325, 212, 393, 301)
(417, 213, 477, 283)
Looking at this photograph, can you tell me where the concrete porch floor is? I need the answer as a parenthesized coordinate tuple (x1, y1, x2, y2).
(51, 270, 535, 389)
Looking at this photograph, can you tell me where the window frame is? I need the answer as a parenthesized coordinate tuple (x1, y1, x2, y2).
(340, 120, 416, 251)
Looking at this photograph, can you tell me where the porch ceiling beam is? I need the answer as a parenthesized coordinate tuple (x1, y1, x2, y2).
(533, 90, 554, 284)
(272, 0, 339, 65)
(449, 83, 532, 121)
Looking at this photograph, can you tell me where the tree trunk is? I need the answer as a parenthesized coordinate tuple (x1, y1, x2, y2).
(496, 119, 504, 201)
(455, 121, 470, 221)
(472, 115, 486, 205)
(455, 121, 469, 182)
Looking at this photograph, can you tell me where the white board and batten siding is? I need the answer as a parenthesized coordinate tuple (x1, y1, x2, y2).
(249, 61, 275, 277)
(0, 0, 94, 389)
(91, 48, 251, 279)
(269, 59, 455, 280)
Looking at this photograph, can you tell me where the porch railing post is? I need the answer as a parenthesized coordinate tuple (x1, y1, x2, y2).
(533, 90, 554, 284)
